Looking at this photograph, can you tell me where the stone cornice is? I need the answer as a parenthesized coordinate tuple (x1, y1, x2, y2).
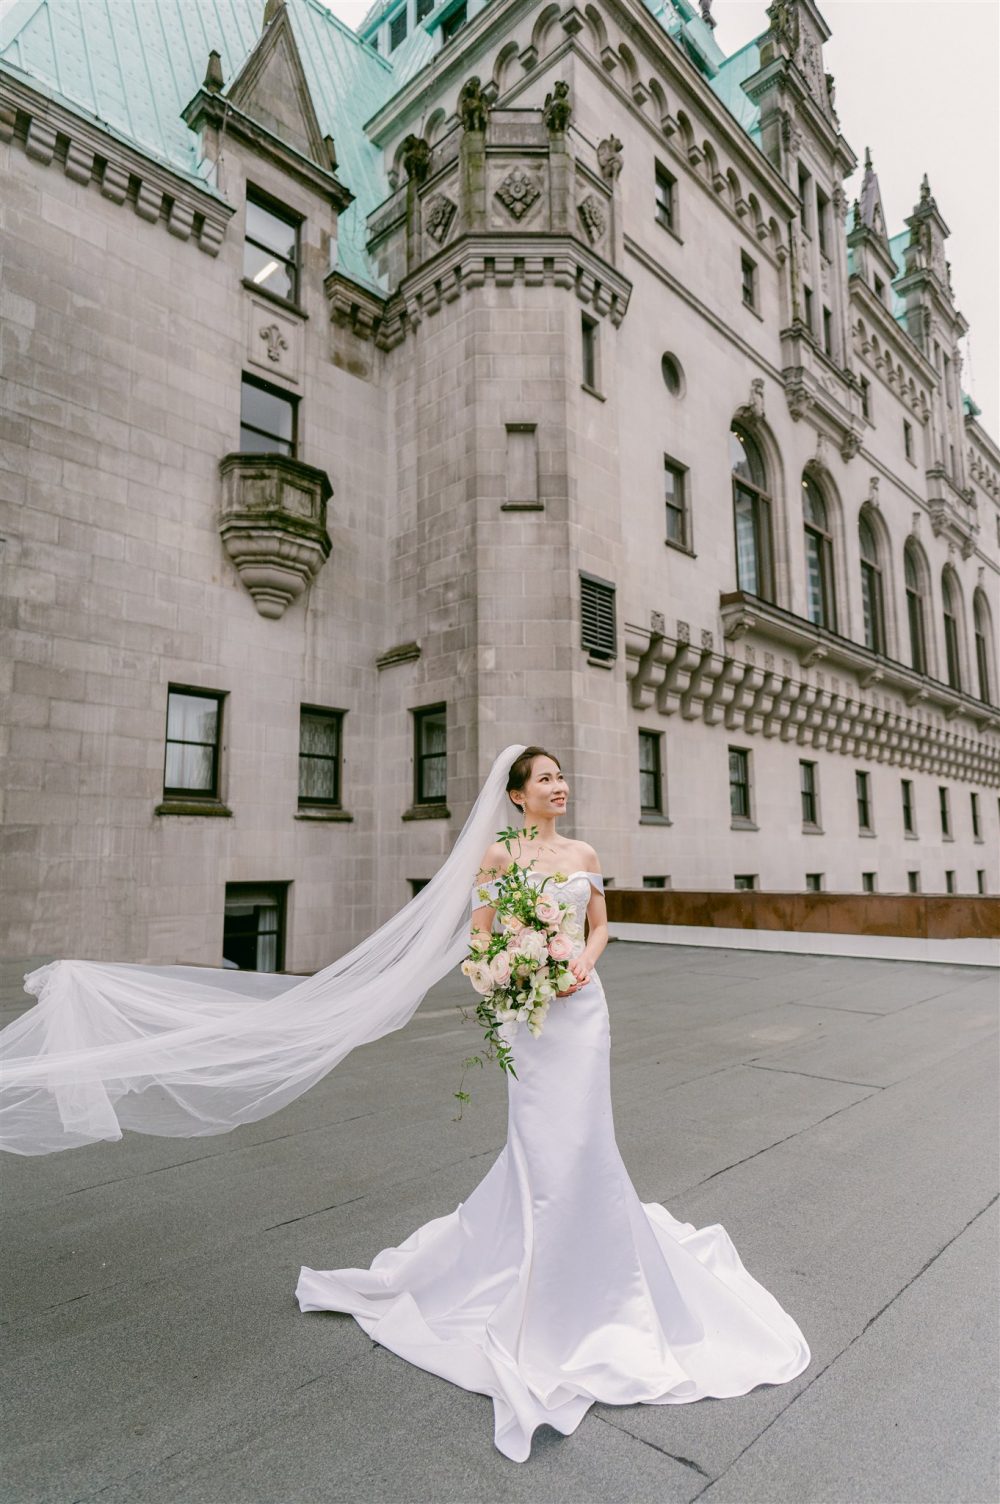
(343, 232, 632, 349)
(848, 275, 936, 395)
(624, 608, 1000, 787)
(0, 66, 232, 256)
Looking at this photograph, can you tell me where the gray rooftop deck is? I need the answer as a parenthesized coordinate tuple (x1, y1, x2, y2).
(2, 943, 997, 1504)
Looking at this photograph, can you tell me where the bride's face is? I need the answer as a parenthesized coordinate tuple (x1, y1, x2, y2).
(516, 757, 569, 822)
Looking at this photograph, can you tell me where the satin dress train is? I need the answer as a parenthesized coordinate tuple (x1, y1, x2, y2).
(295, 873, 810, 1462)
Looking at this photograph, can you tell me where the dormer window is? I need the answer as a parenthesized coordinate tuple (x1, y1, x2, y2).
(873, 273, 885, 304)
(244, 192, 300, 303)
(440, 3, 467, 44)
(389, 8, 408, 49)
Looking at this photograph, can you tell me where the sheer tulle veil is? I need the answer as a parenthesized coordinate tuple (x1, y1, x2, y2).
(0, 742, 527, 1156)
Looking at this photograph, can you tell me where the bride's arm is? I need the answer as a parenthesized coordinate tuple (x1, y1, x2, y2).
(468, 842, 507, 949)
(567, 848, 608, 988)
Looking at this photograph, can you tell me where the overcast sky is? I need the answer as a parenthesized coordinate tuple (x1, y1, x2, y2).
(321, 0, 998, 441)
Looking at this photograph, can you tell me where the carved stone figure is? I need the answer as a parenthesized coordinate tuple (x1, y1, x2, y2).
(824, 71, 837, 116)
(542, 80, 572, 134)
(597, 135, 623, 182)
(424, 193, 457, 244)
(767, 0, 800, 55)
(699, 1, 716, 29)
(495, 166, 541, 221)
(400, 133, 431, 183)
(457, 76, 489, 133)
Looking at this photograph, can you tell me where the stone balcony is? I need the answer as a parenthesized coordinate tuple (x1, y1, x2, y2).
(925, 465, 979, 558)
(218, 453, 333, 620)
(780, 324, 863, 461)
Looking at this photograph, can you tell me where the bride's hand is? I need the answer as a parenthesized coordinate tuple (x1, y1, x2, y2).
(557, 958, 591, 997)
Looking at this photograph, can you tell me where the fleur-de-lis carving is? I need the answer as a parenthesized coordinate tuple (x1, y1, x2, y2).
(260, 323, 289, 363)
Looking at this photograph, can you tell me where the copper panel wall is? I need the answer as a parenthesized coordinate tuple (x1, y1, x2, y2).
(606, 890, 1000, 940)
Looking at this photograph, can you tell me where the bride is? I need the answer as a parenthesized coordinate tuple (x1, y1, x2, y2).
(296, 746, 811, 1462)
(0, 741, 810, 1462)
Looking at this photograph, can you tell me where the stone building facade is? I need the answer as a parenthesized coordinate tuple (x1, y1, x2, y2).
(1, 0, 997, 974)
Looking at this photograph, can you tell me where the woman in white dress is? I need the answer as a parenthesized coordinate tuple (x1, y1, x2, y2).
(2, 740, 809, 1462)
(296, 748, 811, 1462)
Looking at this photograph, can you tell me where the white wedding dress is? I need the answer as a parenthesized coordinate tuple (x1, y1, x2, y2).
(295, 871, 811, 1463)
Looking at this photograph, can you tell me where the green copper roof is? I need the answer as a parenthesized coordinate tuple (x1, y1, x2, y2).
(707, 35, 762, 142)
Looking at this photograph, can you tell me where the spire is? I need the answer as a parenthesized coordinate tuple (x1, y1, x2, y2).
(203, 50, 224, 94)
(857, 146, 888, 244)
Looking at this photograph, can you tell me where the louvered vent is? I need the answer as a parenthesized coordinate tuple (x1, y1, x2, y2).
(580, 573, 617, 660)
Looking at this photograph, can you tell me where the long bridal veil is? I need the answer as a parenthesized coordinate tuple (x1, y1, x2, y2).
(0, 743, 527, 1156)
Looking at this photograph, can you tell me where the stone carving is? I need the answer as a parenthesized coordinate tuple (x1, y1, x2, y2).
(597, 135, 623, 182)
(424, 193, 457, 244)
(866, 476, 880, 508)
(767, 0, 800, 55)
(542, 80, 572, 133)
(824, 71, 837, 117)
(457, 76, 489, 133)
(401, 133, 431, 183)
(495, 166, 541, 221)
(780, 111, 803, 157)
(259, 322, 289, 363)
(650, 610, 666, 635)
(577, 194, 606, 243)
(699, 1, 716, 28)
(749, 377, 765, 418)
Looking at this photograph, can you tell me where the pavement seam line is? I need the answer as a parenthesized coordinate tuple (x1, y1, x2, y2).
(746, 1063, 886, 1088)
(683, 1085, 879, 1194)
(593, 1413, 713, 1478)
(688, 1192, 1000, 1502)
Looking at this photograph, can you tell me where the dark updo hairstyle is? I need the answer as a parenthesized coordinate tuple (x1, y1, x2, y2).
(506, 746, 562, 813)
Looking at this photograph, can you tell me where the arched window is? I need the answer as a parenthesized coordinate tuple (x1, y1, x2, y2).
(858, 512, 885, 654)
(903, 540, 927, 675)
(802, 475, 836, 629)
(731, 426, 774, 601)
(941, 568, 962, 691)
(973, 589, 994, 704)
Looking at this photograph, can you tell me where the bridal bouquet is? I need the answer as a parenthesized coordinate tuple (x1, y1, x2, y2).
(455, 826, 582, 1111)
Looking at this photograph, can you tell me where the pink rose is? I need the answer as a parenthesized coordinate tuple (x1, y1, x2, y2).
(489, 951, 512, 987)
(535, 896, 561, 926)
(547, 933, 573, 961)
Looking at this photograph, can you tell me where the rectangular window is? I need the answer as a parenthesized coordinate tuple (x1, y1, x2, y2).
(945, 870, 956, 894)
(734, 874, 758, 891)
(663, 456, 689, 550)
(581, 313, 599, 390)
(729, 747, 752, 823)
(860, 377, 871, 421)
(939, 785, 951, 838)
(643, 875, 669, 889)
(654, 163, 676, 231)
(298, 707, 344, 807)
(163, 687, 223, 799)
(243, 192, 299, 302)
(874, 273, 885, 304)
(816, 186, 830, 257)
(580, 573, 617, 660)
(440, 3, 467, 43)
(805, 873, 824, 892)
(389, 8, 408, 48)
(822, 306, 833, 356)
(223, 881, 287, 972)
(862, 872, 877, 893)
(409, 878, 430, 896)
(903, 420, 913, 461)
(944, 608, 961, 690)
(901, 779, 916, 835)
(240, 375, 296, 456)
(943, 352, 953, 407)
(977, 869, 986, 894)
(797, 165, 811, 235)
(800, 760, 819, 827)
(413, 704, 447, 805)
(638, 730, 664, 816)
(416, 0, 434, 17)
(971, 791, 981, 840)
(803, 285, 814, 333)
(856, 769, 873, 832)
(907, 870, 920, 894)
(741, 252, 757, 310)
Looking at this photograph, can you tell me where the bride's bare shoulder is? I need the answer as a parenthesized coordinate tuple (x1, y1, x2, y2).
(476, 841, 512, 881)
(572, 841, 602, 874)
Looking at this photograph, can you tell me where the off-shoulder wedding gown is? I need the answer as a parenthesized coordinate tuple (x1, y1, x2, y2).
(296, 871, 811, 1462)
